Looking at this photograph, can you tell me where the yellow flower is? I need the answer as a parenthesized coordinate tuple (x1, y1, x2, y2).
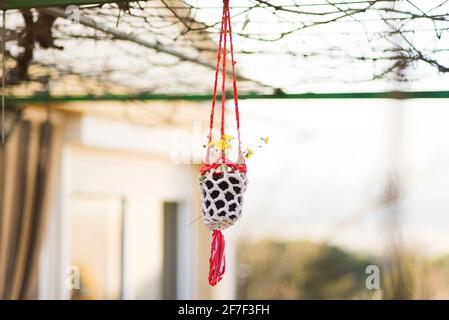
(218, 139, 226, 150)
(219, 139, 233, 150)
(244, 148, 254, 159)
(261, 136, 269, 144)
(209, 139, 232, 150)
(223, 134, 235, 142)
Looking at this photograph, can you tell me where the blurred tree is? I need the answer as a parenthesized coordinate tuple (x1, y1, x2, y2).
(236, 240, 377, 299)
(301, 244, 373, 299)
(237, 240, 449, 299)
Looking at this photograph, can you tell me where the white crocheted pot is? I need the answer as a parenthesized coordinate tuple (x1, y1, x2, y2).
(200, 169, 248, 230)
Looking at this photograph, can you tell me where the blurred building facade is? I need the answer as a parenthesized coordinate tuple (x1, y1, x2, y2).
(24, 102, 237, 299)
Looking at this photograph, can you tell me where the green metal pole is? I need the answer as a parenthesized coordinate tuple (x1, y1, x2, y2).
(6, 91, 449, 104)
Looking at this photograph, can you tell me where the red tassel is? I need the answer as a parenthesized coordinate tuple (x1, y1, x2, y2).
(208, 230, 226, 286)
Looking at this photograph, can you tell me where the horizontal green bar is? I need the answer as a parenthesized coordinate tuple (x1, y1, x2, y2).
(2, 0, 129, 10)
(6, 91, 449, 104)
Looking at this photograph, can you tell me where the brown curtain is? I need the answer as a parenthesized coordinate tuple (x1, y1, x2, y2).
(0, 119, 54, 299)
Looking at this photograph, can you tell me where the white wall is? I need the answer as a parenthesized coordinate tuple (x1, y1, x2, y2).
(39, 114, 207, 299)
(40, 112, 238, 299)
(69, 145, 194, 299)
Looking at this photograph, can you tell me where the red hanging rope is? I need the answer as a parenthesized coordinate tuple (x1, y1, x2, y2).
(226, 6, 243, 158)
(220, 0, 228, 163)
(203, 0, 245, 170)
(208, 230, 226, 286)
(205, 0, 246, 287)
(206, 7, 227, 164)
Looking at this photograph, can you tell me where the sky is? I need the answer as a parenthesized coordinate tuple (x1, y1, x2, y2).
(232, 98, 449, 257)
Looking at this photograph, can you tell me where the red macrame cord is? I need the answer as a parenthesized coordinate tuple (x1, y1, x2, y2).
(204, 0, 245, 287)
(202, 0, 246, 176)
(226, 6, 243, 158)
(220, 4, 228, 163)
(205, 6, 226, 164)
(208, 230, 226, 286)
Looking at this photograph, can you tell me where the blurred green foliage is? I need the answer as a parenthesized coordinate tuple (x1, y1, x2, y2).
(236, 240, 449, 299)
(237, 240, 377, 299)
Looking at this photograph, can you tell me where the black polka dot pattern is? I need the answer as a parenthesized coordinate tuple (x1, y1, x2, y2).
(199, 170, 248, 230)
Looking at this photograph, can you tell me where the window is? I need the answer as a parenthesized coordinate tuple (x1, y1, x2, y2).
(69, 194, 124, 300)
(162, 202, 179, 299)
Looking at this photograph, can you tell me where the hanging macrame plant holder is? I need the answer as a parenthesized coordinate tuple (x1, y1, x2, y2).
(199, 0, 248, 287)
